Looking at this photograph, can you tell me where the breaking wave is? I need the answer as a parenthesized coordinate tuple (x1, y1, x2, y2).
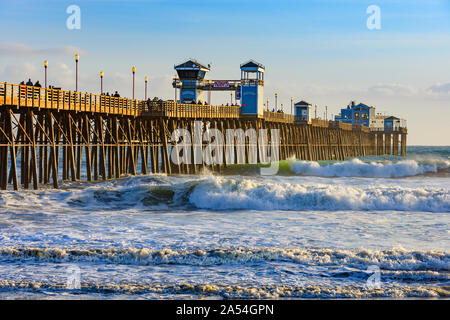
(0, 280, 448, 298)
(290, 158, 450, 178)
(186, 177, 449, 212)
(0, 246, 448, 298)
(7, 175, 440, 213)
(0, 246, 448, 271)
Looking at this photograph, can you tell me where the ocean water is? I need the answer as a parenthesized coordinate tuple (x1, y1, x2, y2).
(0, 146, 448, 299)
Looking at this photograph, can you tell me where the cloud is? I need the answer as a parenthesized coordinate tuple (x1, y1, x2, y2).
(0, 43, 85, 57)
(0, 62, 37, 80)
(426, 82, 450, 95)
(367, 83, 417, 96)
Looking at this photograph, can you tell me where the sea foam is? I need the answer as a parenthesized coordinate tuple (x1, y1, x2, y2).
(290, 158, 450, 178)
(187, 177, 449, 212)
(0, 246, 448, 272)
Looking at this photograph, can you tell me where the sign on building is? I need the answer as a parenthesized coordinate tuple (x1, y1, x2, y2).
(213, 81, 230, 88)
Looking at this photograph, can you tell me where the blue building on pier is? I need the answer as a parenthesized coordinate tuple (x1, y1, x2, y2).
(240, 60, 265, 117)
(174, 59, 211, 104)
(334, 101, 375, 127)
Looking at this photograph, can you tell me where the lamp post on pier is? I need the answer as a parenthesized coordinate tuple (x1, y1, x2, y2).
(43, 60, 48, 88)
(230, 92, 233, 105)
(132, 66, 136, 99)
(291, 97, 293, 114)
(100, 71, 104, 95)
(144, 76, 148, 100)
(74, 54, 79, 91)
(266, 98, 269, 111)
(275, 93, 278, 111)
(325, 105, 328, 120)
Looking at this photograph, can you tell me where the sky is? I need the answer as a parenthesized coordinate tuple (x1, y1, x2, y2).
(0, 0, 449, 145)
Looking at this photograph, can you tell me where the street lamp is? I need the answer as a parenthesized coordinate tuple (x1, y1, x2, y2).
(291, 97, 293, 115)
(131, 66, 136, 99)
(275, 93, 278, 111)
(74, 54, 79, 91)
(144, 76, 148, 100)
(230, 92, 233, 105)
(43, 60, 48, 88)
(325, 105, 328, 120)
(100, 71, 104, 94)
(266, 98, 269, 111)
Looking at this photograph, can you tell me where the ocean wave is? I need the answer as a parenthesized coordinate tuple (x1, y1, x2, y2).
(0, 279, 448, 299)
(290, 158, 450, 178)
(1, 247, 448, 272)
(2, 175, 448, 212)
(44, 176, 450, 212)
(187, 177, 449, 212)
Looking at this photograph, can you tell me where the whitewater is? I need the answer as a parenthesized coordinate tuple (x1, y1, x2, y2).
(0, 146, 448, 299)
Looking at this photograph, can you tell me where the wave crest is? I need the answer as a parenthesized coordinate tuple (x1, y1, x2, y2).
(188, 177, 449, 212)
(1, 247, 448, 271)
(290, 158, 450, 178)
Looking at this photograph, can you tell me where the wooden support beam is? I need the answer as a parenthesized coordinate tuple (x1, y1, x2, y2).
(7, 110, 19, 190)
(401, 133, 407, 157)
(67, 114, 77, 181)
(27, 111, 39, 190)
(48, 111, 59, 188)
(84, 114, 92, 181)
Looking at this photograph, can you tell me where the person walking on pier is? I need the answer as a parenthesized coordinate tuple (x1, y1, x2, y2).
(33, 80, 42, 100)
(25, 79, 34, 99)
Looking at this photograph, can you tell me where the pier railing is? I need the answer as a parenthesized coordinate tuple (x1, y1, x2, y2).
(263, 110, 294, 123)
(0, 82, 145, 116)
(1, 82, 403, 132)
(311, 118, 330, 128)
(143, 101, 241, 119)
(370, 127, 408, 133)
(0, 82, 241, 118)
(329, 120, 353, 131)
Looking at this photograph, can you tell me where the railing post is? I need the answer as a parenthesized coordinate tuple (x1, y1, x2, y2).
(3, 82, 6, 105)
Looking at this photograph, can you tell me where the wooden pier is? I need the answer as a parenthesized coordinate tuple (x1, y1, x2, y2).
(0, 82, 407, 190)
